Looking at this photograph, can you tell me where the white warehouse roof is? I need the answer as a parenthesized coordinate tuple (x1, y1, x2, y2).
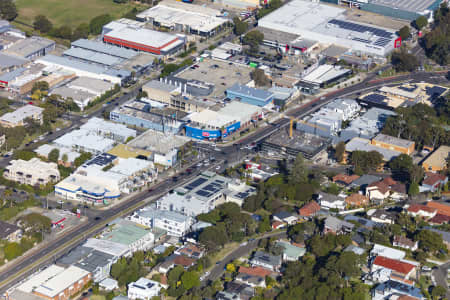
(33, 266, 90, 298)
(258, 0, 398, 56)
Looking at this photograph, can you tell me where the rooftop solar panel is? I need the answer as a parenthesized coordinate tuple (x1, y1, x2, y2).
(362, 93, 388, 104)
(185, 177, 208, 190)
(329, 19, 393, 39)
(397, 85, 417, 92)
(426, 86, 447, 97)
(196, 190, 212, 197)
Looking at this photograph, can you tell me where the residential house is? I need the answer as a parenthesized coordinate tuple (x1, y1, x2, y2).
(0, 221, 22, 242)
(250, 251, 282, 272)
(237, 266, 273, 288)
(332, 174, 360, 186)
(216, 291, 240, 300)
(345, 193, 369, 207)
(421, 173, 448, 192)
(428, 213, 450, 225)
(369, 209, 398, 225)
(344, 245, 365, 255)
(158, 254, 196, 274)
(407, 204, 437, 219)
(317, 192, 346, 210)
(393, 236, 418, 251)
(128, 278, 165, 300)
(223, 282, 255, 300)
(426, 201, 450, 217)
(276, 241, 306, 261)
(370, 244, 406, 260)
(298, 200, 320, 218)
(272, 211, 298, 225)
(174, 244, 204, 259)
(366, 181, 390, 203)
(271, 220, 286, 230)
(344, 215, 378, 230)
(323, 216, 354, 235)
(371, 256, 417, 281)
(372, 280, 424, 300)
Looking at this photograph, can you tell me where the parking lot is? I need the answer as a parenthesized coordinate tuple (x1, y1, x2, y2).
(177, 58, 252, 98)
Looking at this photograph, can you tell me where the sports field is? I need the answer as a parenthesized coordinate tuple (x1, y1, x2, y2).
(15, 0, 146, 28)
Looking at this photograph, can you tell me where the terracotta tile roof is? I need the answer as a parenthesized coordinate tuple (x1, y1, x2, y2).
(382, 176, 397, 186)
(428, 213, 450, 225)
(160, 274, 168, 285)
(407, 204, 437, 214)
(423, 173, 447, 186)
(398, 295, 420, 300)
(345, 193, 369, 206)
(239, 266, 272, 278)
(333, 174, 360, 185)
(173, 255, 196, 267)
(427, 201, 450, 217)
(391, 183, 407, 194)
(271, 220, 285, 229)
(373, 256, 416, 275)
(368, 181, 390, 194)
(298, 200, 320, 216)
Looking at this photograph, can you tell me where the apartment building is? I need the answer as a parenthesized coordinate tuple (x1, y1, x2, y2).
(3, 158, 60, 186)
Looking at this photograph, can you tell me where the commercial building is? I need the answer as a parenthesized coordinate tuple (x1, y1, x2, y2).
(62, 47, 123, 67)
(298, 64, 351, 89)
(15, 265, 91, 300)
(340, 107, 396, 142)
(0, 53, 28, 73)
(102, 20, 185, 56)
(136, 1, 229, 37)
(128, 278, 165, 300)
(83, 238, 131, 258)
(371, 133, 415, 155)
(3, 36, 55, 60)
(4, 158, 60, 186)
(127, 129, 190, 167)
(224, 179, 257, 207)
(262, 128, 330, 159)
(128, 207, 193, 237)
(68, 76, 115, 97)
(357, 0, 441, 21)
(0, 104, 43, 127)
(422, 145, 450, 172)
(184, 109, 239, 140)
(99, 219, 155, 253)
(55, 155, 155, 204)
(346, 137, 400, 161)
(257, 27, 319, 56)
(258, 0, 399, 57)
(71, 39, 138, 60)
(110, 98, 186, 134)
(50, 86, 96, 110)
(157, 171, 231, 217)
(226, 84, 274, 107)
(57, 246, 115, 283)
(142, 80, 180, 103)
(36, 55, 130, 85)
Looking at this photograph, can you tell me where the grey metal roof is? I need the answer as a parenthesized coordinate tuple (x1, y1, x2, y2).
(144, 79, 178, 93)
(252, 251, 281, 267)
(75, 250, 115, 272)
(350, 174, 382, 187)
(0, 67, 26, 82)
(71, 39, 137, 59)
(0, 53, 28, 68)
(63, 47, 123, 66)
(4, 36, 54, 58)
(227, 84, 273, 101)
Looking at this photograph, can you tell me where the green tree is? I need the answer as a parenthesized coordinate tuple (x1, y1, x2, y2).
(20, 213, 52, 233)
(335, 141, 346, 163)
(89, 14, 113, 35)
(431, 285, 446, 300)
(243, 30, 264, 53)
(350, 151, 383, 175)
(233, 17, 248, 35)
(13, 150, 37, 161)
(408, 182, 420, 196)
(198, 225, 228, 251)
(258, 216, 271, 233)
(290, 153, 308, 184)
(168, 265, 185, 286)
(72, 23, 90, 40)
(52, 25, 72, 40)
(48, 148, 60, 163)
(31, 81, 49, 94)
(398, 26, 410, 40)
(0, 0, 17, 21)
(4, 242, 22, 260)
(416, 230, 446, 254)
(33, 15, 53, 33)
(389, 154, 413, 182)
(74, 152, 92, 167)
(181, 271, 200, 290)
(251, 68, 270, 87)
(391, 50, 419, 72)
(415, 16, 428, 30)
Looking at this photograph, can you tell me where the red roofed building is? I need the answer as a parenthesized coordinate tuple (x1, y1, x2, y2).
(428, 213, 450, 225)
(407, 204, 437, 219)
(271, 220, 285, 230)
(333, 174, 360, 186)
(372, 256, 417, 280)
(238, 266, 273, 278)
(427, 201, 450, 217)
(422, 173, 448, 192)
(298, 201, 320, 217)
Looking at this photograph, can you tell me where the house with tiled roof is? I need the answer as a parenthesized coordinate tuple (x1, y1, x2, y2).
(427, 201, 450, 217)
(238, 266, 273, 278)
(235, 273, 266, 288)
(174, 243, 204, 259)
(421, 173, 448, 192)
(407, 204, 437, 219)
(345, 193, 369, 207)
(332, 174, 360, 186)
(428, 213, 450, 225)
(271, 220, 286, 230)
(372, 256, 417, 281)
(393, 236, 418, 251)
(366, 181, 390, 203)
(298, 200, 320, 217)
(316, 192, 346, 211)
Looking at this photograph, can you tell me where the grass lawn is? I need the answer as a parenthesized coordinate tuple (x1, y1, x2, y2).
(15, 0, 147, 28)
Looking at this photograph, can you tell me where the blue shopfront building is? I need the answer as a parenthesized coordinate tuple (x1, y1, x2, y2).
(185, 121, 241, 140)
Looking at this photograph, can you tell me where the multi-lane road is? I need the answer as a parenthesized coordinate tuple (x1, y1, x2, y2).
(0, 68, 448, 293)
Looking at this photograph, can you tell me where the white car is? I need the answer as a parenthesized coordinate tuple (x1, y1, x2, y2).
(215, 166, 221, 170)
